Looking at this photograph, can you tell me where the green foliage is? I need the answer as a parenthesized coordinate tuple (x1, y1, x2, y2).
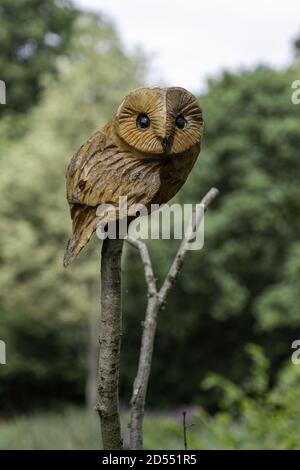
(0, 12, 145, 412)
(123, 64, 300, 406)
(0, 408, 185, 450)
(0, 0, 77, 117)
(187, 66, 300, 329)
(2, 46, 300, 412)
(0, 408, 101, 450)
(1, 3, 300, 440)
(194, 345, 300, 449)
(3, 347, 300, 450)
(295, 36, 300, 57)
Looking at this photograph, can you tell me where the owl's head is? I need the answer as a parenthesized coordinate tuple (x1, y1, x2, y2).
(115, 87, 203, 155)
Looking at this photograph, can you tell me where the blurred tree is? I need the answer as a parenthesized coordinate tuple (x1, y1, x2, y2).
(294, 36, 300, 57)
(0, 0, 77, 117)
(192, 344, 300, 449)
(123, 64, 300, 407)
(1, 7, 300, 414)
(0, 11, 145, 412)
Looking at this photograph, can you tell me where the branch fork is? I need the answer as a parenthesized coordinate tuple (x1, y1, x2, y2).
(96, 188, 218, 449)
(126, 187, 219, 449)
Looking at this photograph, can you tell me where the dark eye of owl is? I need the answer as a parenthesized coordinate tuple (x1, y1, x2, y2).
(175, 114, 187, 129)
(136, 113, 150, 129)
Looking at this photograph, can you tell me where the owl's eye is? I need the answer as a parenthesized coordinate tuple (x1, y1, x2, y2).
(136, 113, 150, 129)
(175, 114, 187, 129)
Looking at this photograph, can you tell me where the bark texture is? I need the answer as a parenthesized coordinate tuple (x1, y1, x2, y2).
(126, 187, 219, 449)
(96, 238, 124, 450)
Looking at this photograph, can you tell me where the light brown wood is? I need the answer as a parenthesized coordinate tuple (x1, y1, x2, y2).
(126, 187, 219, 449)
(63, 87, 204, 450)
(96, 238, 124, 450)
(63, 87, 204, 267)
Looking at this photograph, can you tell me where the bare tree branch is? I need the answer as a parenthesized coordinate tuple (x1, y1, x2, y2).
(126, 187, 219, 449)
(126, 237, 157, 298)
(159, 187, 219, 304)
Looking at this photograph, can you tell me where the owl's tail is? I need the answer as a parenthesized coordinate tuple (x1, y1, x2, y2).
(63, 204, 98, 268)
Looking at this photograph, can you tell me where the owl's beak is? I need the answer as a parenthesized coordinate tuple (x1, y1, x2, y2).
(162, 137, 171, 152)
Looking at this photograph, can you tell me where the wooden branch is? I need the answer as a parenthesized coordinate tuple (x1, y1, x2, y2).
(125, 236, 159, 449)
(126, 187, 219, 449)
(159, 187, 219, 305)
(125, 237, 157, 298)
(96, 238, 124, 450)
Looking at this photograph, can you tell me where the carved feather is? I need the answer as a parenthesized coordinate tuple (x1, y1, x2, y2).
(64, 87, 203, 266)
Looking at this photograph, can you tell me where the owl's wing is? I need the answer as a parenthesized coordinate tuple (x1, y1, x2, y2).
(64, 127, 161, 267)
(66, 128, 160, 208)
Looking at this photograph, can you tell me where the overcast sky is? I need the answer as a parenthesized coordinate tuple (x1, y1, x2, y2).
(76, 0, 300, 93)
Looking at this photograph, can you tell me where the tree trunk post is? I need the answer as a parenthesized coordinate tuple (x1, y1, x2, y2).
(96, 237, 124, 450)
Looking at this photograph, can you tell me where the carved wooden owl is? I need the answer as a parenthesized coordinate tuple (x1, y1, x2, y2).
(63, 86, 203, 267)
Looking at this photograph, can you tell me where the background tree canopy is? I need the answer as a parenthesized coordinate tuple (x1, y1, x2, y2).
(123, 63, 300, 407)
(0, 9, 145, 411)
(0, 0, 77, 117)
(0, 0, 300, 449)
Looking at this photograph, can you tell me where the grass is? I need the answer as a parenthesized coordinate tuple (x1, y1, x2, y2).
(0, 407, 188, 450)
(2, 403, 298, 450)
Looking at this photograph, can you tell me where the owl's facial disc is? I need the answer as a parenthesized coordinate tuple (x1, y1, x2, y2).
(116, 87, 203, 155)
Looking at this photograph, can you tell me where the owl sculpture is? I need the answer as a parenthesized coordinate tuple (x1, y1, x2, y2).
(63, 86, 204, 267)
